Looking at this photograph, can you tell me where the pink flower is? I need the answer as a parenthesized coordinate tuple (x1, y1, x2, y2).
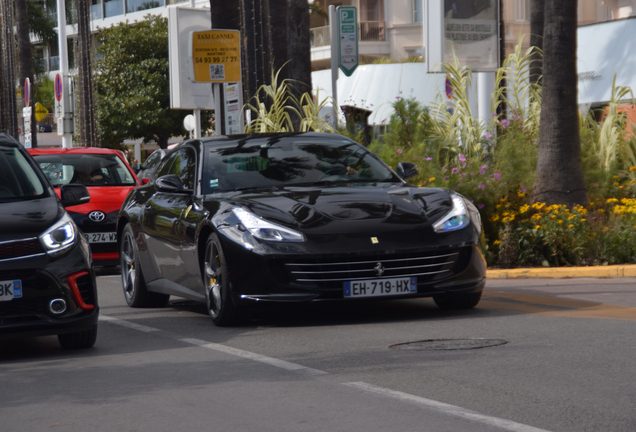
(397, 149, 403, 154)
(494, 172, 501, 180)
(460, 173, 466, 179)
(462, 163, 466, 169)
(512, 114, 521, 120)
(478, 184, 485, 189)
(501, 119, 510, 127)
(477, 204, 484, 209)
(533, 141, 538, 146)
(492, 112, 498, 117)
(459, 154, 466, 162)
(425, 157, 433, 161)
(485, 134, 493, 139)
(521, 186, 527, 192)
(451, 167, 459, 174)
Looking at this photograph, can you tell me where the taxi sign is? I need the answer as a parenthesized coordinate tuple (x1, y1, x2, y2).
(35, 102, 49, 122)
(191, 30, 241, 83)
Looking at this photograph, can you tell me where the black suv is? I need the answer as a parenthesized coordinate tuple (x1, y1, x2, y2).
(0, 134, 98, 349)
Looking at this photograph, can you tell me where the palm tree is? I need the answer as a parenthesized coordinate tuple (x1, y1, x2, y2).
(0, 0, 19, 138)
(529, 0, 545, 86)
(15, 0, 38, 147)
(534, 0, 588, 207)
(75, 0, 98, 146)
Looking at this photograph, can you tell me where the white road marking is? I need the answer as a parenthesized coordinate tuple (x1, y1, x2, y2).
(100, 314, 553, 432)
(345, 382, 553, 432)
(99, 314, 160, 333)
(180, 337, 327, 375)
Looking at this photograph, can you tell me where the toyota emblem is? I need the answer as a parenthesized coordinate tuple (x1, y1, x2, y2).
(374, 262, 385, 277)
(88, 211, 106, 222)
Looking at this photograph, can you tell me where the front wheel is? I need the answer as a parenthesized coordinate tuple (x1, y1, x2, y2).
(202, 233, 243, 326)
(120, 224, 169, 308)
(433, 292, 482, 310)
(58, 325, 97, 349)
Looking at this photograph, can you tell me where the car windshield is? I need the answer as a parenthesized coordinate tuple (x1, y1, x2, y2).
(33, 153, 136, 187)
(0, 145, 47, 201)
(202, 137, 398, 193)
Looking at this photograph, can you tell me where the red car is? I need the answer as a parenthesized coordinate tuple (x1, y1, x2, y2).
(29, 147, 140, 266)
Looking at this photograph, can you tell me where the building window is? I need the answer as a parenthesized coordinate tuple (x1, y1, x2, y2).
(104, 0, 124, 18)
(413, 0, 423, 23)
(515, 0, 529, 21)
(91, 0, 102, 20)
(127, 0, 164, 14)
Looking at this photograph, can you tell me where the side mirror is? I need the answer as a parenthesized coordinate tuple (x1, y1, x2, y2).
(141, 178, 150, 185)
(155, 174, 192, 194)
(60, 184, 91, 207)
(396, 162, 419, 180)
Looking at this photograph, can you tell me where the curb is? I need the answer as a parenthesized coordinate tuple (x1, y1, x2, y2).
(487, 264, 636, 279)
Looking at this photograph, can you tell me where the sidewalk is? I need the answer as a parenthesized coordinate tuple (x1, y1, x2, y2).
(487, 264, 636, 279)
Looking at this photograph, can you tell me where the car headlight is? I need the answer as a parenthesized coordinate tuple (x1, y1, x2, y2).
(433, 193, 470, 232)
(232, 207, 305, 242)
(39, 213, 77, 256)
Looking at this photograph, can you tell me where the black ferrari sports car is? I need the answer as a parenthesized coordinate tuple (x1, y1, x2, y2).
(117, 133, 486, 326)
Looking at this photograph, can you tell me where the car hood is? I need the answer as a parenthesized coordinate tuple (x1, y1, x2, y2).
(0, 196, 64, 242)
(226, 184, 453, 230)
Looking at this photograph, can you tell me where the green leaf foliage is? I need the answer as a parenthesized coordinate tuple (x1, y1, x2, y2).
(94, 15, 209, 149)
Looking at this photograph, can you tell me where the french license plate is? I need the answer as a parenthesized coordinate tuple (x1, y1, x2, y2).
(84, 232, 117, 243)
(0, 279, 23, 302)
(344, 277, 417, 298)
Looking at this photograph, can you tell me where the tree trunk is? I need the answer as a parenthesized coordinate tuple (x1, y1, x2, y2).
(534, 0, 588, 207)
(0, 0, 19, 139)
(270, 0, 312, 130)
(76, 0, 98, 146)
(529, 0, 545, 86)
(15, 0, 37, 147)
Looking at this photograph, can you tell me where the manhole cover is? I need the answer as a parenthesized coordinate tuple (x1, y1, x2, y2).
(390, 339, 508, 351)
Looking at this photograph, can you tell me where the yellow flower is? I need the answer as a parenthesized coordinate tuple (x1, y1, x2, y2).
(428, 177, 436, 182)
(568, 224, 574, 229)
(607, 198, 619, 204)
(550, 215, 556, 219)
(519, 204, 530, 214)
(581, 218, 586, 222)
(517, 192, 526, 197)
(535, 225, 541, 230)
(490, 215, 500, 222)
(598, 209, 605, 213)
(558, 220, 563, 224)
(531, 214, 541, 221)
(613, 175, 619, 179)
(630, 180, 636, 184)
(493, 240, 501, 245)
(630, 166, 636, 171)
(614, 182, 620, 186)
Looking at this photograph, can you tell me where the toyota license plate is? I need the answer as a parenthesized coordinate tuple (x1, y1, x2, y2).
(84, 232, 117, 243)
(0, 279, 23, 302)
(344, 277, 417, 298)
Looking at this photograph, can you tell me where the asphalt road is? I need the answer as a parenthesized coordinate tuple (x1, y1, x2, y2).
(1, 274, 635, 432)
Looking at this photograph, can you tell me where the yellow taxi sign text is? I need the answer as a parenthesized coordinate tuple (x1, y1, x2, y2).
(192, 30, 241, 83)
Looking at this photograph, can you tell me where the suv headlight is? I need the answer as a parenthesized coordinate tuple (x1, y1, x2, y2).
(433, 193, 470, 232)
(233, 207, 305, 242)
(39, 213, 77, 256)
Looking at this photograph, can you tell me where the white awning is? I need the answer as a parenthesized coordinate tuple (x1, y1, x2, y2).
(577, 17, 636, 106)
(312, 63, 446, 126)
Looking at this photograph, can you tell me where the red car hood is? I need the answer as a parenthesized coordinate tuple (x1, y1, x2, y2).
(55, 186, 136, 213)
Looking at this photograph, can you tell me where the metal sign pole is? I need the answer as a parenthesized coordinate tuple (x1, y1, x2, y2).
(56, 0, 73, 147)
(329, 5, 338, 128)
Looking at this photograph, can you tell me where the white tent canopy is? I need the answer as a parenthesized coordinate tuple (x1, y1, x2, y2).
(312, 63, 447, 126)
